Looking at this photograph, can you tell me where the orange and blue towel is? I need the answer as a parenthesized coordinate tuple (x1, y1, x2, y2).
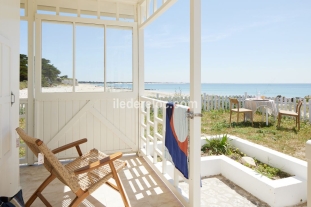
(165, 102, 189, 179)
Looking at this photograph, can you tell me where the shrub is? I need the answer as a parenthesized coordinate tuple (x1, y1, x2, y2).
(201, 134, 231, 155)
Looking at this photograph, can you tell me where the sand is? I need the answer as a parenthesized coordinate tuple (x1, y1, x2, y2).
(19, 83, 173, 99)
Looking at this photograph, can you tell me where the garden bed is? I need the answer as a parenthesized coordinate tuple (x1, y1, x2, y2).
(200, 135, 307, 207)
(201, 135, 292, 180)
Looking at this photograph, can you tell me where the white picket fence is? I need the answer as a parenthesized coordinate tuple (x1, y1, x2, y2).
(152, 93, 311, 122)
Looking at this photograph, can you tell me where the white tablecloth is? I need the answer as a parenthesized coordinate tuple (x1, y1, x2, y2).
(245, 98, 278, 120)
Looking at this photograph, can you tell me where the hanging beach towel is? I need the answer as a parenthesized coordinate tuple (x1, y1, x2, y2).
(165, 102, 189, 179)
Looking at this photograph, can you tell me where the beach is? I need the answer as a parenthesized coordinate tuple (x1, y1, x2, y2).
(19, 83, 173, 99)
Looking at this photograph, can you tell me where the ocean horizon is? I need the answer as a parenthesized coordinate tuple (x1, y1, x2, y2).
(98, 83, 311, 98)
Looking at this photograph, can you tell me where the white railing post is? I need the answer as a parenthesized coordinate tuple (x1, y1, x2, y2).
(153, 105, 158, 163)
(309, 101, 311, 123)
(303, 99, 307, 120)
(146, 104, 151, 156)
(162, 103, 167, 174)
(306, 140, 311, 207)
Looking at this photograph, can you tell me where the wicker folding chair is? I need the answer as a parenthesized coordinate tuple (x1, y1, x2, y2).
(16, 127, 129, 207)
(229, 98, 253, 126)
(277, 100, 303, 130)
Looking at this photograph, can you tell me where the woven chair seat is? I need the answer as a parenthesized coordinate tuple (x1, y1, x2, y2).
(16, 127, 129, 207)
(65, 149, 126, 193)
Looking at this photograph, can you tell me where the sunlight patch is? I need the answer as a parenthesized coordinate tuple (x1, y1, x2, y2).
(148, 175, 157, 185)
(139, 166, 148, 175)
(135, 193, 144, 200)
(130, 159, 137, 166)
(129, 180, 137, 193)
(123, 169, 133, 180)
(142, 176, 151, 188)
(135, 179, 144, 190)
(132, 168, 140, 177)
(153, 187, 163, 195)
(63, 186, 71, 192)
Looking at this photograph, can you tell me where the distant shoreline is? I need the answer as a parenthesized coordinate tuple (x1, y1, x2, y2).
(79, 82, 311, 84)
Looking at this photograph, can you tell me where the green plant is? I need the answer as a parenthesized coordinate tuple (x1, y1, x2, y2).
(201, 134, 231, 155)
(19, 81, 28, 89)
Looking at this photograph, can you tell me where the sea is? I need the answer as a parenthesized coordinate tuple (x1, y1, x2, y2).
(103, 83, 311, 98)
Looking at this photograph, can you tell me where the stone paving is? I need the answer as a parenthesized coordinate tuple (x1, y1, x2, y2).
(180, 175, 270, 207)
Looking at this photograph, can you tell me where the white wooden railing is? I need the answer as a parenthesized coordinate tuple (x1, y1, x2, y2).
(139, 96, 190, 206)
(19, 98, 28, 164)
(306, 140, 311, 207)
(153, 94, 311, 122)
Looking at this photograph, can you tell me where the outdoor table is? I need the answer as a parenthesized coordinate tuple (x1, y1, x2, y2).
(245, 98, 278, 126)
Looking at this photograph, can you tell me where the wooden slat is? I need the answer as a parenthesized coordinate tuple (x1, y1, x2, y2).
(100, 100, 107, 151)
(93, 100, 101, 150)
(86, 111, 94, 152)
(64, 100, 73, 156)
(79, 100, 87, 153)
(106, 99, 114, 150)
(119, 99, 126, 150)
(43, 101, 51, 144)
(47, 100, 95, 147)
(89, 107, 137, 151)
(113, 100, 120, 150)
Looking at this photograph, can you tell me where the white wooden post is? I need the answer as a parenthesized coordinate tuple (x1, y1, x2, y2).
(306, 140, 311, 207)
(162, 104, 167, 174)
(154, 0, 157, 13)
(27, 0, 35, 164)
(153, 105, 158, 163)
(146, 104, 151, 156)
(206, 95, 211, 111)
(214, 95, 217, 110)
(303, 99, 307, 120)
(203, 93, 206, 111)
(189, 0, 201, 206)
(309, 101, 311, 123)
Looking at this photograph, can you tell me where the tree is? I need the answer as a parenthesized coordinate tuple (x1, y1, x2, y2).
(41, 58, 61, 86)
(20, 54, 28, 81)
(19, 54, 62, 87)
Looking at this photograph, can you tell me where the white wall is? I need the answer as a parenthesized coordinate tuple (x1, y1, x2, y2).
(0, 0, 20, 197)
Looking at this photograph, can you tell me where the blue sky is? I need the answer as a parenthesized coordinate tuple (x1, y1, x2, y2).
(145, 0, 311, 83)
(20, 0, 311, 83)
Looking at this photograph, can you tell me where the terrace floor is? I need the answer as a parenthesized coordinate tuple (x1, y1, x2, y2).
(20, 153, 281, 207)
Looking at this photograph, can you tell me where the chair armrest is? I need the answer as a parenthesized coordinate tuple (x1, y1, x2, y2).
(52, 138, 87, 155)
(74, 152, 123, 175)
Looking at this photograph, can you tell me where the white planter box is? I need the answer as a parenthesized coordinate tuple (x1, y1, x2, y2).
(200, 135, 307, 207)
(146, 135, 307, 207)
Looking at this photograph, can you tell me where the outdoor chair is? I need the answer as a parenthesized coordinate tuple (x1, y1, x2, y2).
(229, 98, 253, 126)
(16, 127, 129, 207)
(277, 100, 303, 130)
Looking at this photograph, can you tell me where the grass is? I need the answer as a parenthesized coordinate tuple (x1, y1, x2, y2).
(19, 81, 27, 90)
(201, 109, 311, 161)
(19, 118, 26, 158)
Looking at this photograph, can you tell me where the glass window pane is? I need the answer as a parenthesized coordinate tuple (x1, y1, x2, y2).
(20, 21, 28, 98)
(106, 26, 133, 92)
(20, 3, 26, 16)
(76, 24, 104, 92)
(42, 21, 73, 92)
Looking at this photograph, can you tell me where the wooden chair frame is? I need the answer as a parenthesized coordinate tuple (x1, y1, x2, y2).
(277, 100, 303, 131)
(229, 98, 253, 126)
(16, 127, 129, 207)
